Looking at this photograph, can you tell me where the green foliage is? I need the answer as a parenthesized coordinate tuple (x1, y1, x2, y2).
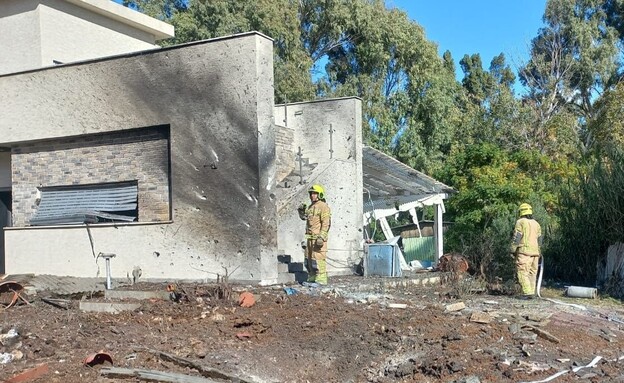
(548, 146, 624, 283)
(437, 143, 559, 280)
(589, 82, 624, 150)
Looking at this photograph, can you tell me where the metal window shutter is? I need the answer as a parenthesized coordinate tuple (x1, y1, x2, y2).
(30, 184, 138, 226)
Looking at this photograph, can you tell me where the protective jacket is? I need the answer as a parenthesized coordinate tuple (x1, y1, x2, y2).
(511, 217, 541, 256)
(305, 200, 331, 240)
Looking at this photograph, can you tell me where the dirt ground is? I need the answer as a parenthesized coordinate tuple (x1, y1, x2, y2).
(1, 274, 623, 383)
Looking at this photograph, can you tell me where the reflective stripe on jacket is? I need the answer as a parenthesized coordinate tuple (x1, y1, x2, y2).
(511, 217, 542, 256)
(305, 200, 331, 240)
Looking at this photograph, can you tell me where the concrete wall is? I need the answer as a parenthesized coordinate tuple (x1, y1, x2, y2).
(0, 152, 10, 189)
(274, 98, 364, 275)
(0, 0, 171, 75)
(38, 0, 159, 66)
(0, 0, 42, 75)
(0, 33, 278, 283)
(11, 126, 170, 226)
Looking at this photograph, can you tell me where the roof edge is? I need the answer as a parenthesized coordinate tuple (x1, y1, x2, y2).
(275, 96, 362, 107)
(63, 0, 174, 40)
(0, 31, 272, 78)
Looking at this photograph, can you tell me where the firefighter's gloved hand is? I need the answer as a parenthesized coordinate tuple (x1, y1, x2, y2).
(315, 237, 324, 248)
(297, 203, 307, 220)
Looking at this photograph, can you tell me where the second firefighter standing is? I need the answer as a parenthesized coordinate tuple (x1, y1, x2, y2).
(298, 185, 332, 286)
(510, 203, 542, 298)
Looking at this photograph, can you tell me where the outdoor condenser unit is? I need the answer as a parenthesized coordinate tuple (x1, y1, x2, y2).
(364, 243, 402, 277)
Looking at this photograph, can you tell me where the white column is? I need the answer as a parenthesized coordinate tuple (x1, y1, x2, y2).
(408, 207, 422, 237)
(433, 203, 444, 260)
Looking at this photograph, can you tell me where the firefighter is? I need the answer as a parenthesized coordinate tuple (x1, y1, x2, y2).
(297, 184, 331, 286)
(510, 203, 542, 298)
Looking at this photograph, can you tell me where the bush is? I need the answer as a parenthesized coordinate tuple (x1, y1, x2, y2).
(548, 146, 624, 284)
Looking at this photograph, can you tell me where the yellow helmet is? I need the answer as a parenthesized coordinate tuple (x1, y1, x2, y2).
(308, 184, 325, 200)
(518, 203, 533, 217)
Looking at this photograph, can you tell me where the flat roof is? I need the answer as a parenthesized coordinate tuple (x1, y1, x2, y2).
(64, 0, 174, 40)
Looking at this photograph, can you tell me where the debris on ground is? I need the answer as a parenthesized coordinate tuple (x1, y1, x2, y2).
(0, 276, 622, 382)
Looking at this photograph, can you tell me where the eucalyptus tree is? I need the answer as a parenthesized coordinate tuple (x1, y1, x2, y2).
(123, 0, 464, 173)
(519, 0, 620, 154)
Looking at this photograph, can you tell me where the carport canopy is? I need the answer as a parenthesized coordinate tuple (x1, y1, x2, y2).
(362, 146, 455, 260)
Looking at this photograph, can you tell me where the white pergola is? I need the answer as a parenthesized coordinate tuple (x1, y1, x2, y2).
(362, 146, 455, 262)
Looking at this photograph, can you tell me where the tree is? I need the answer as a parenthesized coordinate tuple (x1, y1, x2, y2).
(123, 0, 464, 173)
(519, 0, 620, 153)
(589, 82, 624, 151)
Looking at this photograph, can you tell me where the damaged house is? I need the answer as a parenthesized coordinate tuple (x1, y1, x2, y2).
(0, 0, 452, 284)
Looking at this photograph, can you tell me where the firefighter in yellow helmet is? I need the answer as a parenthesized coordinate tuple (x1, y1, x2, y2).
(297, 184, 331, 286)
(510, 203, 542, 298)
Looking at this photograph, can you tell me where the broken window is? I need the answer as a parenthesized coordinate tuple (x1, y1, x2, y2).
(30, 181, 138, 226)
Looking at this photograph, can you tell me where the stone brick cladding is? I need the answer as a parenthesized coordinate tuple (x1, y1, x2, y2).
(275, 124, 295, 182)
(11, 126, 170, 226)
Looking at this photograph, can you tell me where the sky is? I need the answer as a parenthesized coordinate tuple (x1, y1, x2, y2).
(388, 0, 547, 82)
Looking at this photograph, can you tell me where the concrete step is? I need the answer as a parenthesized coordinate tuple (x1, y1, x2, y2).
(105, 290, 170, 301)
(293, 271, 308, 284)
(276, 272, 296, 284)
(288, 262, 305, 273)
(277, 254, 292, 264)
(278, 263, 289, 273)
(79, 301, 141, 314)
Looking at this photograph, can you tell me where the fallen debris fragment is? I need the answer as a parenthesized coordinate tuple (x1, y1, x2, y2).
(0, 281, 29, 309)
(238, 292, 256, 308)
(100, 366, 222, 383)
(283, 287, 297, 295)
(0, 328, 19, 346)
(83, 351, 114, 367)
(518, 356, 602, 383)
(4, 363, 49, 383)
(387, 303, 407, 309)
(236, 331, 253, 339)
(470, 311, 492, 324)
(521, 325, 560, 343)
(445, 302, 466, 312)
(133, 346, 255, 383)
(167, 283, 190, 302)
(41, 297, 70, 310)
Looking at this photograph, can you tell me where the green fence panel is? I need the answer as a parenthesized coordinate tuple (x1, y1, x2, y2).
(403, 237, 435, 263)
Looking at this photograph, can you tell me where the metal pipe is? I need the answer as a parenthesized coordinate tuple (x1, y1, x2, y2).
(105, 258, 112, 289)
(98, 253, 116, 290)
(566, 286, 597, 299)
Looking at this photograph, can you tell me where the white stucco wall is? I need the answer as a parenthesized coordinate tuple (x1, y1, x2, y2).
(0, 152, 10, 189)
(38, 0, 159, 66)
(4, 224, 240, 281)
(1, 33, 278, 283)
(0, 0, 42, 75)
(275, 98, 364, 275)
(0, 0, 173, 75)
